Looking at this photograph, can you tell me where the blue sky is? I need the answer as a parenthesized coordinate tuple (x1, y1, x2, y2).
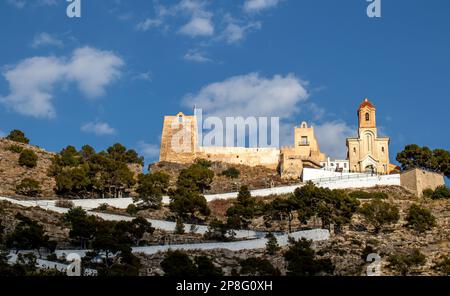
(0, 0, 449, 167)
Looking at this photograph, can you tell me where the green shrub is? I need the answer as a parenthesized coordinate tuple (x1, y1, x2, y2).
(160, 250, 196, 276)
(359, 199, 399, 233)
(284, 237, 334, 276)
(388, 249, 426, 275)
(371, 192, 388, 199)
(431, 186, 450, 199)
(349, 191, 387, 200)
(7, 145, 23, 154)
(195, 256, 223, 276)
(240, 257, 281, 276)
(195, 158, 212, 168)
(221, 167, 240, 179)
(55, 200, 75, 209)
(18, 149, 38, 168)
(160, 250, 223, 276)
(6, 130, 29, 144)
(405, 204, 436, 232)
(15, 178, 41, 197)
(126, 204, 138, 215)
(422, 188, 434, 198)
(349, 191, 371, 199)
(434, 256, 450, 275)
(204, 219, 229, 241)
(97, 203, 108, 211)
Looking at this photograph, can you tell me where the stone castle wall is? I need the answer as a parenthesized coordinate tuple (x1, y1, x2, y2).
(400, 168, 445, 197)
(198, 146, 280, 169)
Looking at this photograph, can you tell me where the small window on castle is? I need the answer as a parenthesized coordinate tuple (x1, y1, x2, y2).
(365, 113, 370, 121)
(300, 136, 308, 145)
(344, 163, 347, 168)
(382, 147, 385, 153)
(353, 147, 356, 154)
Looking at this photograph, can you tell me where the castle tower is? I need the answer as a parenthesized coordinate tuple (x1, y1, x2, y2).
(159, 112, 199, 163)
(294, 122, 326, 162)
(347, 98, 390, 174)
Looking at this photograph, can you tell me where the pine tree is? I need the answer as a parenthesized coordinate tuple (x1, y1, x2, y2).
(175, 218, 185, 234)
(265, 232, 280, 255)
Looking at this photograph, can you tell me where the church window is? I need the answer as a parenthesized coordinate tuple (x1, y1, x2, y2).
(366, 134, 373, 152)
(365, 113, 370, 121)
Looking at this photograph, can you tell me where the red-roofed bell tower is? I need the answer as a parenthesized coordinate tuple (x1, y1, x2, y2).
(358, 98, 376, 129)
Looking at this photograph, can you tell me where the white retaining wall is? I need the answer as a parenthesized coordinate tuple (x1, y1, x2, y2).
(54, 229, 330, 258)
(314, 174, 401, 189)
(303, 168, 371, 181)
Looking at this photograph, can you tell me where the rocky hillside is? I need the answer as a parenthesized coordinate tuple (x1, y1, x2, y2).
(316, 197, 449, 276)
(0, 138, 56, 197)
(150, 161, 295, 194)
(136, 186, 450, 276)
(0, 200, 69, 247)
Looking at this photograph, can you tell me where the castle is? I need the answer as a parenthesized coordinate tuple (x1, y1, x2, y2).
(159, 98, 398, 179)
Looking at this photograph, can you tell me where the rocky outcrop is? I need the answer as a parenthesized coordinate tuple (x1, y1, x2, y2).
(150, 161, 295, 194)
(0, 138, 56, 198)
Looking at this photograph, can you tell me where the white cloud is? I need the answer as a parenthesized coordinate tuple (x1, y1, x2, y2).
(138, 141, 160, 160)
(183, 72, 308, 118)
(81, 121, 117, 136)
(314, 121, 356, 159)
(7, 0, 26, 9)
(7, 0, 57, 8)
(307, 102, 326, 120)
(182, 71, 356, 158)
(179, 16, 214, 37)
(183, 50, 212, 63)
(136, 0, 215, 38)
(31, 32, 63, 48)
(135, 0, 281, 43)
(132, 71, 153, 82)
(0, 47, 124, 118)
(222, 20, 261, 44)
(244, 0, 281, 13)
(136, 18, 163, 31)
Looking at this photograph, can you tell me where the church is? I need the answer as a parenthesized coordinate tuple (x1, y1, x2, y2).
(346, 98, 397, 174)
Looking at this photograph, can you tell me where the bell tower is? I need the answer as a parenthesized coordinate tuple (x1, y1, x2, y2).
(358, 98, 377, 129)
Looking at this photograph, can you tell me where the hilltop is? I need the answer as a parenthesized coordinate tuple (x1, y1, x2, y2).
(0, 138, 56, 197)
